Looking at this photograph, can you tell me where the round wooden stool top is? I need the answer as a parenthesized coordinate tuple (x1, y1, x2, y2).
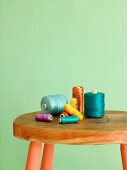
(13, 110, 127, 145)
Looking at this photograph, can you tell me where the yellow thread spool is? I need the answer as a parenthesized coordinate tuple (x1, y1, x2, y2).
(64, 104, 83, 120)
(70, 98, 78, 110)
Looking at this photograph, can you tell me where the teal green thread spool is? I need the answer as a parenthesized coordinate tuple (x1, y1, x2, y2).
(60, 115, 79, 124)
(41, 94, 68, 115)
(84, 90, 105, 118)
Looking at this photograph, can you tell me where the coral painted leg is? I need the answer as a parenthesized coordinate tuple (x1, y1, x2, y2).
(120, 144, 127, 170)
(25, 141, 42, 170)
(41, 144, 54, 170)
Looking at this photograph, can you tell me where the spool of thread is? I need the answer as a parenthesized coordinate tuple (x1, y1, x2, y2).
(35, 114, 53, 122)
(72, 86, 84, 114)
(70, 98, 78, 110)
(60, 116, 79, 124)
(64, 104, 83, 120)
(84, 90, 105, 118)
(60, 112, 69, 117)
(41, 94, 68, 115)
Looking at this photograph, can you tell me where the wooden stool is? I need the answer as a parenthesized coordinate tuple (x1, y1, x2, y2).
(13, 111, 127, 170)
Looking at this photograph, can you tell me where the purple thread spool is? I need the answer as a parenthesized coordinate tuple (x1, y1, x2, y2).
(35, 114, 53, 122)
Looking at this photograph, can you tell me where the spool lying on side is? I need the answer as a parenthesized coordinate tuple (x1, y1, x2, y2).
(35, 114, 53, 122)
(60, 116, 79, 124)
(41, 94, 68, 115)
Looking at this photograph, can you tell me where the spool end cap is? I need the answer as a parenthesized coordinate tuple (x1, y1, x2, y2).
(92, 89, 98, 94)
(41, 104, 47, 110)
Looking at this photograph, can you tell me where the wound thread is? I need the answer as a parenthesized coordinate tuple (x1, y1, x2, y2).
(84, 90, 105, 118)
(41, 94, 68, 115)
(70, 98, 78, 110)
(35, 114, 53, 122)
(60, 112, 69, 117)
(72, 86, 84, 114)
(64, 104, 83, 120)
(60, 116, 79, 124)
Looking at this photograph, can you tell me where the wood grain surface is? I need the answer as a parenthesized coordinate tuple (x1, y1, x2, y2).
(13, 111, 127, 145)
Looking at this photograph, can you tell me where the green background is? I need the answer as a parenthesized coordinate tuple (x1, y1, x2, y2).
(0, 0, 127, 169)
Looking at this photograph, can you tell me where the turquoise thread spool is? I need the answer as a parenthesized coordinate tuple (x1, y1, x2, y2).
(60, 115, 79, 124)
(84, 90, 105, 118)
(41, 94, 68, 115)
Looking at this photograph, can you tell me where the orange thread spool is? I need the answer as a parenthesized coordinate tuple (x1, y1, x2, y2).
(72, 86, 84, 114)
(60, 112, 69, 117)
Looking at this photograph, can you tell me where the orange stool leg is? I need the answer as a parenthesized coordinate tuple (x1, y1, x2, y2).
(25, 141, 42, 170)
(120, 144, 127, 170)
(40, 144, 54, 170)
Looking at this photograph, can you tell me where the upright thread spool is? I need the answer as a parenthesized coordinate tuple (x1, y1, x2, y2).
(72, 86, 84, 114)
(84, 90, 105, 118)
(70, 98, 78, 110)
(41, 94, 68, 115)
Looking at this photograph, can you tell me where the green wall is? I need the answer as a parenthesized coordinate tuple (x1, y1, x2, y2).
(1, 0, 127, 169)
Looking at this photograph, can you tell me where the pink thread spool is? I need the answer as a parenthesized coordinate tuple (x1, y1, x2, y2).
(35, 114, 53, 122)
